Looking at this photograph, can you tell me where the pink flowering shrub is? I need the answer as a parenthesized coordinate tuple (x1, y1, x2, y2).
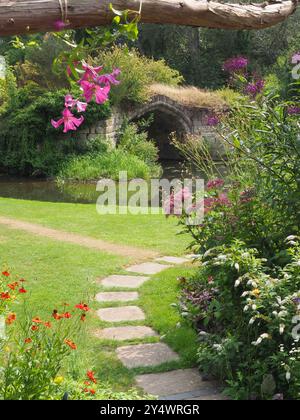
(51, 62, 120, 133)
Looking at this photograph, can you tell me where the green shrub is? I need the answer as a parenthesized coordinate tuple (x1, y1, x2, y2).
(0, 84, 110, 176)
(118, 122, 160, 167)
(58, 150, 156, 181)
(95, 46, 183, 105)
(179, 240, 300, 400)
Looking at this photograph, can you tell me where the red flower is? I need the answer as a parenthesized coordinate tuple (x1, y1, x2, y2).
(2, 271, 10, 277)
(75, 303, 90, 312)
(19, 287, 27, 294)
(63, 312, 72, 319)
(6, 313, 16, 325)
(44, 321, 52, 328)
(31, 325, 39, 332)
(25, 338, 32, 344)
(87, 371, 97, 384)
(80, 314, 86, 322)
(1, 292, 11, 300)
(64, 339, 77, 350)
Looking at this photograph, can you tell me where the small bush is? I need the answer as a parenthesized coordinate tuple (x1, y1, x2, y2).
(58, 150, 155, 181)
(95, 46, 183, 105)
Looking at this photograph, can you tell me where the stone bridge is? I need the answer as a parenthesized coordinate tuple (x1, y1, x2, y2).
(80, 94, 222, 160)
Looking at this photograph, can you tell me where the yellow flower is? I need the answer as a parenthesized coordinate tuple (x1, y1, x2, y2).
(252, 289, 260, 297)
(4, 346, 10, 353)
(53, 376, 64, 385)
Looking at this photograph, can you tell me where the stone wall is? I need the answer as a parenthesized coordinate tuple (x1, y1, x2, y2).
(79, 94, 226, 159)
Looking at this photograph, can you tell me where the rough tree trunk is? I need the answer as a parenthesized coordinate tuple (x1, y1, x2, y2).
(0, 0, 298, 36)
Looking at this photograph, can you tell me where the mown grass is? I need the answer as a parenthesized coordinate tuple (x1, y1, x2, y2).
(0, 197, 190, 254)
(0, 222, 198, 392)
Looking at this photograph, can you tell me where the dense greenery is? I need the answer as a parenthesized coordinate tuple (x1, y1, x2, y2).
(139, 9, 300, 89)
(174, 66, 300, 399)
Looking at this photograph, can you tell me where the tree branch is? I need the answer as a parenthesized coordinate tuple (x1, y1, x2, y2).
(0, 0, 298, 36)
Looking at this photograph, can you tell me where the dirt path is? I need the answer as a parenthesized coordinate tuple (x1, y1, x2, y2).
(0, 216, 158, 260)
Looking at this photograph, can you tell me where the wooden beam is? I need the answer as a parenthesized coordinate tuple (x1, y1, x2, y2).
(0, 0, 298, 36)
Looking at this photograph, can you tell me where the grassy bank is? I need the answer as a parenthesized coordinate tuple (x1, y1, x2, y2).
(0, 198, 190, 254)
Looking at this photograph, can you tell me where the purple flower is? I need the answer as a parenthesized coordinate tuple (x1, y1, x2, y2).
(287, 106, 300, 115)
(223, 57, 248, 73)
(245, 79, 265, 97)
(293, 297, 300, 306)
(292, 52, 300, 64)
(206, 115, 220, 127)
(206, 179, 224, 190)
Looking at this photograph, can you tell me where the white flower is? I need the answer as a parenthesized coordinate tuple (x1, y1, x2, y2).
(241, 291, 249, 297)
(252, 304, 257, 310)
(286, 371, 291, 381)
(249, 318, 255, 325)
(244, 305, 249, 312)
(279, 324, 285, 335)
(234, 280, 241, 288)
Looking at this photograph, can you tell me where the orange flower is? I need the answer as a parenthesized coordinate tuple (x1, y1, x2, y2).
(52, 310, 63, 320)
(32, 317, 43, 324)
(75, 303, 90, 312)
(2, 271, 10, 277)
(44, 321, 52, 328)
(80, 314, 86, 322)
(87, 371, 97, 384)
(1, 292, 11, 300)
(31, 325, 39, 332)
(63, 312, 72, 319)
(19, 287, 27, 294)
(6, 313, 16, 325)
(7, 282, 19, 290)
(24, 338, 32, 344)
(64, 339, 77, 350)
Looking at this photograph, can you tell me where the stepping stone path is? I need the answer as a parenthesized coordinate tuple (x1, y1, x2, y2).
(95, 256, 225, 400)
(95, 326, 157, 341)
(97, 306, 145, 322)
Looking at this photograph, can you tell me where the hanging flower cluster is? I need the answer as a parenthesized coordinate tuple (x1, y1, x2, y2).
(51, 62, 121, 133)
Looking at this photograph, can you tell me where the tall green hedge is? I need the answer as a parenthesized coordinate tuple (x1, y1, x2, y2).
(0, 84, 110, 176)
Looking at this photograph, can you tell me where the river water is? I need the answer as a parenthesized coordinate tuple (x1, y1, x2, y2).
(0, 161, 211, 204)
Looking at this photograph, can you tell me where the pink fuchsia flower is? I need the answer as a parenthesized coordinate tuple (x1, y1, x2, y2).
(64, 94, 87, 113)
(51, 108, 84, 133)
(80, 81, 111, 104)
(96, 68, 121, 86)
(53, 20, 67, 31)
(223, 57, 248, 73)
(206, 179, 224, 190)
(80, 62, 104, 82)
(173, 187, 192, 201)
(66, 61, 80, 77)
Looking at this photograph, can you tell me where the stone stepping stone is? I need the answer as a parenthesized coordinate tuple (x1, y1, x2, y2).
(95, 291, 139, 302)
(100, 275, 149, 289)
(117, 343, 179, 368)
(95, 326, 158, 341)
(97, 306, 145, 322)
(135, 368, 218, 398)
(155, 256, 189, 265)
(125, 262, 170, 275)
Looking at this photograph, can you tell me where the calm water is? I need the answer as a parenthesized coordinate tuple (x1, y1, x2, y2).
(0, 161, 210, 204)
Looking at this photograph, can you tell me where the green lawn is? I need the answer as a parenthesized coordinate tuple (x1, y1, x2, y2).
(0, 201, 197, 394)
(0, 198, 190, 255)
